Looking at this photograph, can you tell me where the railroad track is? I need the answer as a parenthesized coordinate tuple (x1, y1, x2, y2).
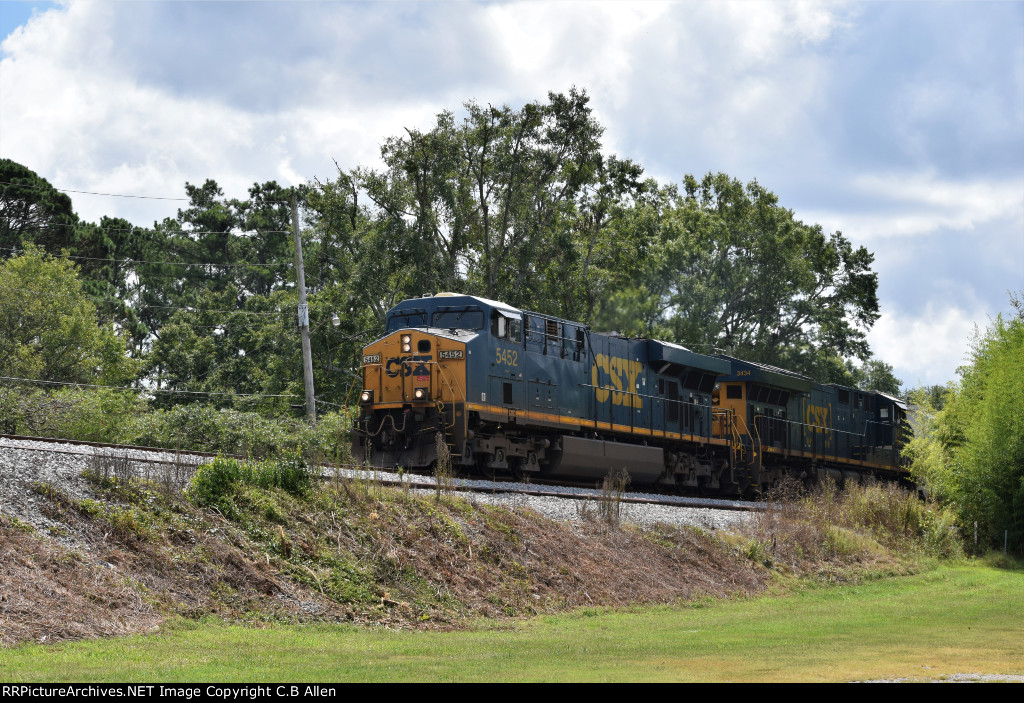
(0, 433, 765, 513)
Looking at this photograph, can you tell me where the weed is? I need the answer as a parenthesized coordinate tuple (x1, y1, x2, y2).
(749, 477, 964, 567)
(31, 481, 64, 504)
(598, 469, 630, 527)
(742, 538, 774, 567)
(277, 525, 292, 558)
(3, 515, 37, 534)
(85, 452, 135, 486)
(434, 432, 453, 500)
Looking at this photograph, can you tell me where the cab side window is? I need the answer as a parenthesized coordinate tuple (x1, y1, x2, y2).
(508, 318, 522, 343)
(492, 312, 523, 343)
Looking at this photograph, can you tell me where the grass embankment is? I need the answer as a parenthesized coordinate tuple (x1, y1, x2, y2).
(1, 456, 1011, 681)
(1, 455, 763, 645)
(1, 561, 1020, 682)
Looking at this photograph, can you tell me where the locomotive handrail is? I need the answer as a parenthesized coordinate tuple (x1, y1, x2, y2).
(428, 360, 466, 408)
(712, 408, 746, 461)
(756, 414, 871, 440)
(754, 414, 901, 461)
(578, 383, 711, 410)
(434, 399, 456, 430)
(580, 382, 714, 442)
(737, 412, 761, 454)
(344, 375, 361, 410)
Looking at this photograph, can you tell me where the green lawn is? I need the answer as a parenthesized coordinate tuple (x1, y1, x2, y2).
(2, 563, 1022, 682)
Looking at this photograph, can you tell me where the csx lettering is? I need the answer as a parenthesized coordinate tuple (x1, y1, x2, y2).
(495, 348, 518, 367)
(591, 354, 644, 408)
(385, 355, 432, 378)
(805, 404, 830, 430)
(805, 403, 833, 448)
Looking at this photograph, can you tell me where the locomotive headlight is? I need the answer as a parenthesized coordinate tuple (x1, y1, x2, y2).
(401, 334, 412, 352)
(414, 387, 428, 400)
(360, 390, 373, 403)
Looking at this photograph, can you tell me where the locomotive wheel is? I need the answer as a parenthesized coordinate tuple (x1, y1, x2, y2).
(509, 457, 526, 482)
(477, 455, 498, 481)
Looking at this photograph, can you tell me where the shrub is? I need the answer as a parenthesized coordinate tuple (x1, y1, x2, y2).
(186, 456, 312, 509)
(750, 478, 964, 565)
(127, 405, 297, 456)
(126, 404, 353, 462)
(907, 308, 1024, 554)
(0, 386, 142, 442)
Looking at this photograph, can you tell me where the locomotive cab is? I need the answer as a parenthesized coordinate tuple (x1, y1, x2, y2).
(353, 294, 521, 470)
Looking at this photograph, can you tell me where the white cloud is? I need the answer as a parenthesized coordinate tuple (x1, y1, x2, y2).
(0, 2, 470, 223)
(0, 0, 852, 225)
(0, 1, 1018, 345)
(798, 172, 1024, 243)
(853, 172, 1023, 236)
(0, 0, 1018, 391)
(868, 302, 988, 387)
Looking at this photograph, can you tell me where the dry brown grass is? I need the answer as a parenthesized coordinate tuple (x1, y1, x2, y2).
(742, 477, 963, 576)
(7, 470, 948, 650)
(0, 515, 160, 647)
(2, 480, 355, 648)
(1, 470, 772, 647)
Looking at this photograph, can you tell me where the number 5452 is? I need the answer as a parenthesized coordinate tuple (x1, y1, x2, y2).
(496, 348, 518, 367)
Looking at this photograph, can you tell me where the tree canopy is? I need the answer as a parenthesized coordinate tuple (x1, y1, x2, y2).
(906, 294, 1024, 551)
(0, 159, 77, 253)
(583, 174, 882, 384)
(0, 88, 899, 411)
(0, 248, 135, 386)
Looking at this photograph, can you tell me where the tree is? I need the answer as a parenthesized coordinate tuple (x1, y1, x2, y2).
(593, 173, 881, 378)
(147, 285, 299, 411)
(351, 88, 605, 311)
(231, 181, 296, 298)
(0, 248, 136, 386)
(129, 179, 304, 351)
(0, 159, 77, 254)
(908, 302, 1024, 552)
(847, 357, 902, 395)
(571, 155, 646, 323)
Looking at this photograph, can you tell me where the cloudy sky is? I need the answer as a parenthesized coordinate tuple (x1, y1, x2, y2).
(1, 0, 1021, 388)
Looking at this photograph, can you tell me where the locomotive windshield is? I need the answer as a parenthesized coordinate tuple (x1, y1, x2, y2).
(386, 309, 428, 331)
(431, 306, 484, 330)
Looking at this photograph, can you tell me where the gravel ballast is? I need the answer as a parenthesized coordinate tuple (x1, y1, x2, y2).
(0, 437, 750, 535)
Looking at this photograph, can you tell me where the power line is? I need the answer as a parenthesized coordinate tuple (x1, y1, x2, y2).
(138, 304, 288, 318)
(0, 283, 290, 318)
(5, 220, 293, 236)
(0, 246, 294, 270)
(0, 179, 292, 205)
(0, 375, 300, 399)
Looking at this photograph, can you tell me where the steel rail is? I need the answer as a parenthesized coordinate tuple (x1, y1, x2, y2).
(0, 434, 765, 512)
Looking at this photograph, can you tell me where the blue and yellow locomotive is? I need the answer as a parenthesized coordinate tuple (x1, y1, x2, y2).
(352, 293, 909, 494)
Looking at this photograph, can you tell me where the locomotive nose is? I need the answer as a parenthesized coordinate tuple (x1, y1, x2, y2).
(358, 330, 467, 407)
(354, 328, 469, 469)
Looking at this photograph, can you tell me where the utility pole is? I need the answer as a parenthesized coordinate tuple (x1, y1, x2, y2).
(292, 194, 316, 423)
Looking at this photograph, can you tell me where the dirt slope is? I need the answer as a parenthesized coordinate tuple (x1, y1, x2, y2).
(0, 470, 767, 647)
